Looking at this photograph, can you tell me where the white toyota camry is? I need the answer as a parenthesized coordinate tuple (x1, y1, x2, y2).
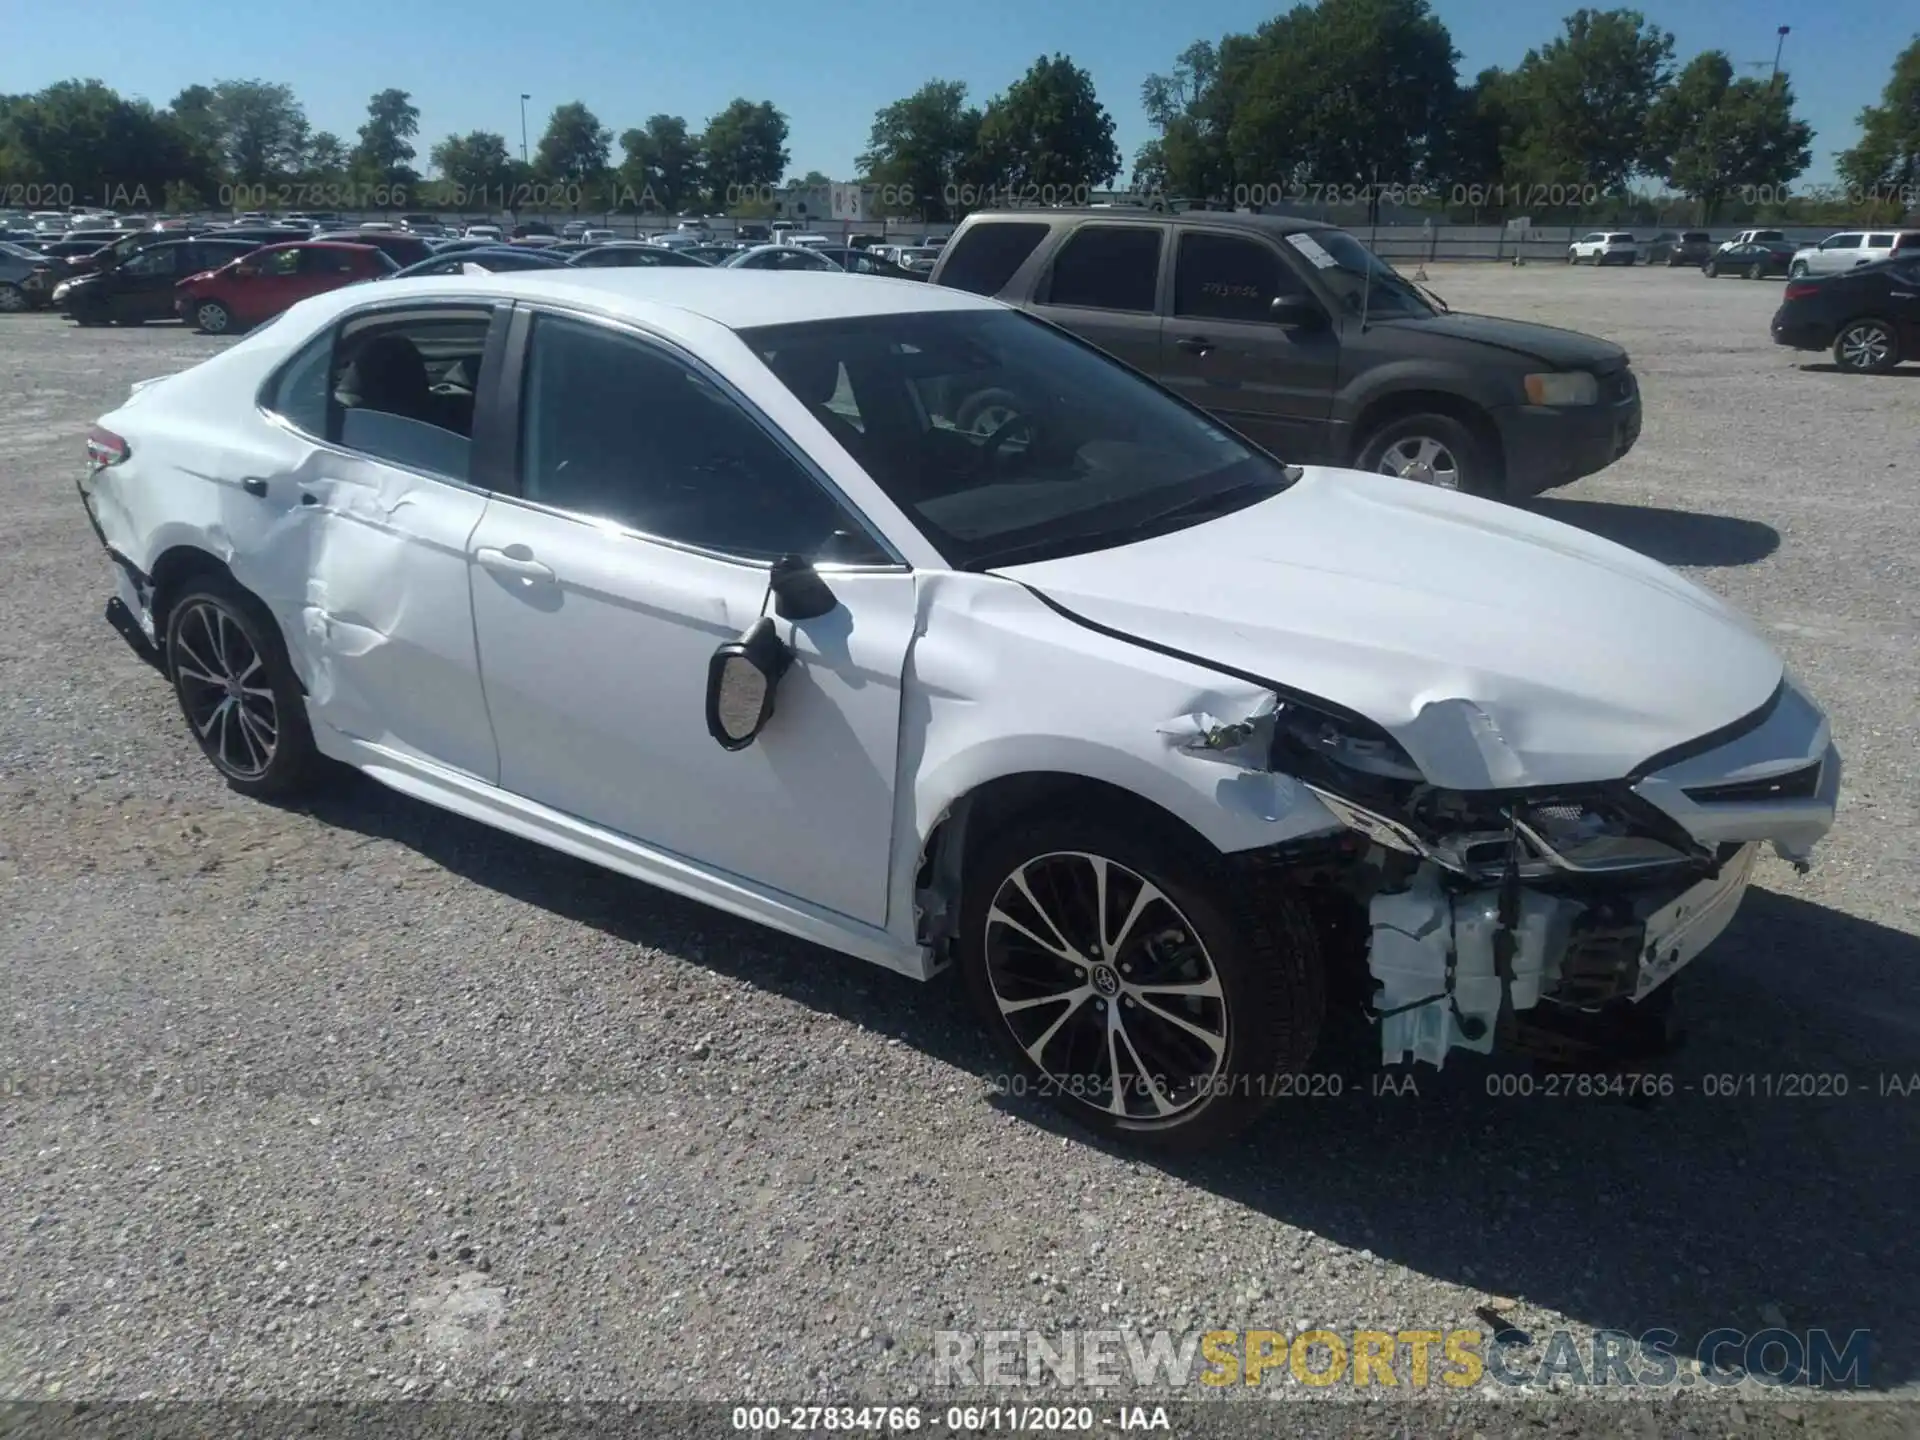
(79, 270, 1840, 1148)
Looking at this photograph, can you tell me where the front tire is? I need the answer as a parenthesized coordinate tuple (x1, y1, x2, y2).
(1703, 260, 1720, 278)
(1789, 261, 1808, 278)
(0, 282, 26, 313)
(1833, 318, 1900, 373)
(960, 812, 1324, 1151)
(164, 575, 320, 799)
(1355, 411, 1499, 499)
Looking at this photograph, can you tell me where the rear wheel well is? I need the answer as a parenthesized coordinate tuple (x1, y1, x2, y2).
(1349, 390, 1504, 477)
(148, 548, 237, 662)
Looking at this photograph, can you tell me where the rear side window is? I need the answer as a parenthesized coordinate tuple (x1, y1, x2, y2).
(936, 222, 1048, 295)
(1044, 226, 1162, 313)
(1173, 233, 1306, 322)
(265, 330, 333, 434)
(1866, 233, 1896, 248)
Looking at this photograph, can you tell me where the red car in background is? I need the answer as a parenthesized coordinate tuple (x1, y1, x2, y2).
(175, 242, 396, 334)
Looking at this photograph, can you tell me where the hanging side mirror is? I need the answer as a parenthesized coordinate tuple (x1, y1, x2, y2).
(706, 616, 793, 750)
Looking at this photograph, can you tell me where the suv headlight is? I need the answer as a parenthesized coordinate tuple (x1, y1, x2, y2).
(1523, 371, 1599, 406)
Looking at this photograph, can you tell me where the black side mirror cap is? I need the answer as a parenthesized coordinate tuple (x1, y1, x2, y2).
(769, 553, 838, 620)
(1271, 295, 1326, 329)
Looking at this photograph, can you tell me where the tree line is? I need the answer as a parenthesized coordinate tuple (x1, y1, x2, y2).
(2, 3, 1916, 225)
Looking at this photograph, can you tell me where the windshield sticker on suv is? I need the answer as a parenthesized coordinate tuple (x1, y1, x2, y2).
(1286, 233, 1339, 268)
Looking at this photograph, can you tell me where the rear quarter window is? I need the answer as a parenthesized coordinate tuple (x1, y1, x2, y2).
(936, 222, 1050, 296)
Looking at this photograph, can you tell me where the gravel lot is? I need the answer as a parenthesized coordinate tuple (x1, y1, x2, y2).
(2, 264, 1918, 1433)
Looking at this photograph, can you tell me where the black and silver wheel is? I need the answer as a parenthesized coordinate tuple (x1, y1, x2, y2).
(1747, 262, 1766, 281)
(0, 283, 26, 313)
(961, 813, 1323, 1150)
(1355, 411, 1498, 499)
(193, 299, 233, 334)
(165, 576, 319, 797)
(1789, 260, 1808, 279)
(1703, 260, 1720, 278)
(1833, 318, 1900, 373)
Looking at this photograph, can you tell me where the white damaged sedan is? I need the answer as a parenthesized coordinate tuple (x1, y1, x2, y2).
(79, 270, 1840, 1148)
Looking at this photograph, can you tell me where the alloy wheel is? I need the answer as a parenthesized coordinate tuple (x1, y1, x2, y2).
(983, 851, 1229, 1122)
(1837, 322, 1894, 371)
(0, 284, 25, 313)
(1376, 435, 1460, 489)
(172, 599, 279, 779)
(196, 302, 230, 333)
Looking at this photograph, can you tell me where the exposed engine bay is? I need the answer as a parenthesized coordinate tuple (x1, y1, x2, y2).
(1176, 683, 1838, 1069)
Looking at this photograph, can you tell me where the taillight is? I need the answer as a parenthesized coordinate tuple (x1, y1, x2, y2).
(86, 426, 129, 470)
(1783, 283, 1818, 301)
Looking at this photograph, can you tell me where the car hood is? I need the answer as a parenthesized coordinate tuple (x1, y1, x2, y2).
(993, 468, 1782, 790)
(1371, 311, 1629, 369)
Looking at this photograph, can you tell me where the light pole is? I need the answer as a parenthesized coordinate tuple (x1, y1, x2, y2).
(519, 94, 531, 165)
(1770, 26, 1790, 88)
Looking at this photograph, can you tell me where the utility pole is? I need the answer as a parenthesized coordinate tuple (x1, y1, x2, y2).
(519, 94, 531, 164)
(1770, 26, 1791, 88)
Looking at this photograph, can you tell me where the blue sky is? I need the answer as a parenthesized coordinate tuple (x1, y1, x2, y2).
(3, 0, 1903, 187)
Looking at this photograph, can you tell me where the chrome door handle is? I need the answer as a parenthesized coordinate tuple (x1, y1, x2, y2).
(475, 547, 555, 582)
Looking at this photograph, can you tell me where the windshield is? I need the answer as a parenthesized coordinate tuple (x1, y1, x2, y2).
(1294, 230, 1435, 319)
(740, 309, 1296, 570)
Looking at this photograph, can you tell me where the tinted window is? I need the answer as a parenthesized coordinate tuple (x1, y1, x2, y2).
(742, 309, 1292, 570)
(519, 314, 855, 561)
(937, 222, 1048, 296)
(260, 249, 301, 276)
(1824, 234, 1862, 248)
(323, 311, 494, 479)
(1045, 227, 1161, 312)
(265, 330, 334, 434)
(303, 247, 364, 275)
(121, 246, 180, 277)
(1866, 234, 1896, 247)
(1173, 233, 1306, 321)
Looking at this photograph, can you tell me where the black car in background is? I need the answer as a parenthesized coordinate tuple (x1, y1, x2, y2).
(313, 230, 437, 267)
(1648, 230, 1716, 266)
(1771, 257, 1920, 373)
(811, 245, 922, 278)
(1703, 240, 1796, 279)
(61, 237, 263, 324)
(567, 243, 712, 268)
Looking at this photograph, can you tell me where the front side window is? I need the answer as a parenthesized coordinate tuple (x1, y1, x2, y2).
(741, 308, 1296, 571)
(123, 247, 179, 277)
(517, 314, 861, 561)
(259, 248, 301, 276)
(1173, 233, 1308, 322)
(1824, 234, 1862, 250)
(1044, 226, 1161, 313)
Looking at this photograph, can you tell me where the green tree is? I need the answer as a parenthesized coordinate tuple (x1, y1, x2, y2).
(1645, 52, 1812, 220)
(0, 80, 204, 207)
(616, 114, 702, 213)
(533, 102, 612, 203)
(700, 99, 790, 210)
(351, 88, 421, 185)
(1223, 0, 1458, 211)
(1836, 36, 1920, 213)
(857, 79, 982, 220)
(972, 55, 1120, 203)
(1434, 67, 1515, 201)
(1500, 8, 1675, 194)
(1135, 41, 1230, 200)
(206, 80, 311, 184)
(306, 131, 349, 175)
(430, 130, 513, 207)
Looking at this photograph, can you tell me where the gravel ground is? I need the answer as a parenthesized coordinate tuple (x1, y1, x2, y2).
(1, 266, 1917, 1434)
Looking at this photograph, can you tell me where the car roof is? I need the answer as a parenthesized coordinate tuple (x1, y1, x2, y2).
(963, 206, 1335, 237)
(294, 268, 999, 331)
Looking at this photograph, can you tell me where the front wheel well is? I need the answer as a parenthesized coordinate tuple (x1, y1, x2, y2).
(1348, 390, 1505, 477)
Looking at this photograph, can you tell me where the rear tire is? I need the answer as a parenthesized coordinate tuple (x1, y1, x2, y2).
(1703, 260, 1720, 278)
(1356, 411, 1501, 499)
(1747, 262, 1765, 280)
(1789, 260, 1809, 278)
(1832, 318, 1901, 374)
(164, 574, 320, 799)
(0, 282, 26, 312)
(192, 299, 234, 335)
(959, 810, 1324, 1152)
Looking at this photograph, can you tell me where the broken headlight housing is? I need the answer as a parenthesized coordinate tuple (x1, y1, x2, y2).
(1271, 700, 1706, 881)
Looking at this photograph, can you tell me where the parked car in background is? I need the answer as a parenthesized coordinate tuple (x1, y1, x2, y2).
(893, 245, 944, 275)
(55, 224, 215, 281)
(1772, 256, 1920, 373)
(38, 239, 119, 264)
(567, 243, 713, 269)
(810, 246, 920, 278)
(1703, 240, 1796, 280)
(204, 225, 314, 252)
(1648, 231, 1715, 267)
(464, 224, 505, 242)
(0, 242, 57, 311)
(511, 222, 556, 239)
(77, 269, 1838, 1149)
(1568, 232, 1639, 266)
(386, 246, 571, 278)
(722, 244, 843, 272)
(314, 230, 437, 268)
(175, 242, 396, 333)
(1718, 229, 1786, 254)
(931, 207, 1639, 501)
(60, 237, 262, 324)
(781, 232, 833, 249)
(1788, 230, 1920, 278)
(679, 244, 748, 266)
(737, 224, 771, 244)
